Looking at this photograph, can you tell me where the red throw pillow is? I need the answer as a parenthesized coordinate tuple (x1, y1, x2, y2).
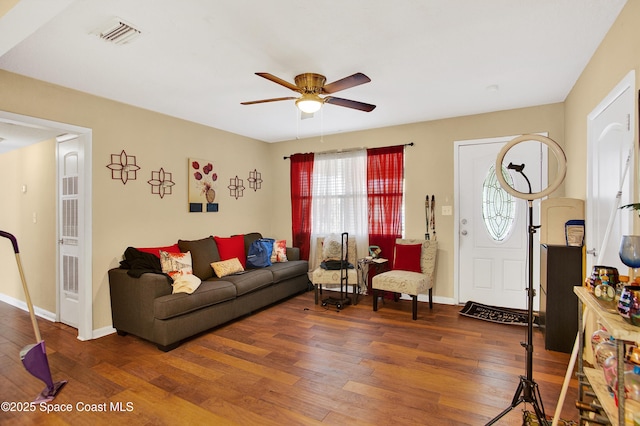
(136, 244, 180, 258)
(214, 235, 246, 268)
(393, 244, 422, 273)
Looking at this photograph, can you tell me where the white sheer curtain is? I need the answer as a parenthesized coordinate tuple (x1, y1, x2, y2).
(309, 149, 369, 270)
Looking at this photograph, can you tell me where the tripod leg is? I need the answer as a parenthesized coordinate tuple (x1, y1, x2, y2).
(485, 380, 525, 425)
(530, 381, 548, 425)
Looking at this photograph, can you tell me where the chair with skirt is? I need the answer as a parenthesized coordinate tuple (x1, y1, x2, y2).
(372, 238, 437, 320)
(311, 233, 358, 309)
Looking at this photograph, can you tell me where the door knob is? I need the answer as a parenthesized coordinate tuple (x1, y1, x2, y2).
(461, 230, 468, 236)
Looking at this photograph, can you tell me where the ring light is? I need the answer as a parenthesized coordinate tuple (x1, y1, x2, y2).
(495, 134, 567, 200)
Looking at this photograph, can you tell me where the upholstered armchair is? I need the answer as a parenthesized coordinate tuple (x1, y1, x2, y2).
(372, 239, 437, 320)
(311, 236, 358, 306)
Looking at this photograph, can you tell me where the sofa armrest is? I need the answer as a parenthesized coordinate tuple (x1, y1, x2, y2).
(286, 247, 300, 261)
(108, 268, 172, 340)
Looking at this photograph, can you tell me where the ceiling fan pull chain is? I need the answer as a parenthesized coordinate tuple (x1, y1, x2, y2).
(320, 108, 324, 143)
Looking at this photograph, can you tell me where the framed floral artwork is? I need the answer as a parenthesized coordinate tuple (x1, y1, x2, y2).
(188, 158, 218, 212)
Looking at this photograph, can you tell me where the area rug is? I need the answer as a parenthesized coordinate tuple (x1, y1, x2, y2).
(459, 301, 539, 327)
(522, 410, 578, 425)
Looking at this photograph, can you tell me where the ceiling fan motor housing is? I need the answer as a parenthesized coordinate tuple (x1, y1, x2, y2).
(295, 73, 326, 94)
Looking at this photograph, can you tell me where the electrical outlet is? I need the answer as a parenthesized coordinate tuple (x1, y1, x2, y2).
(442, 205, 452, 216)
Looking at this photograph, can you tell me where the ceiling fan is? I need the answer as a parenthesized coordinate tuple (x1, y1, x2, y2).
(241, 72, 376, 114)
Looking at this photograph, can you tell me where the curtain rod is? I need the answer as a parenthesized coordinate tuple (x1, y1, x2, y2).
(283, 142, 414, 160)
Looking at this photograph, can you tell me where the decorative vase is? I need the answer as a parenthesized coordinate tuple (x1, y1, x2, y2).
(206, 188, 216, 203)
(618, 285, 640, 326)
(620, 235, 640, 268)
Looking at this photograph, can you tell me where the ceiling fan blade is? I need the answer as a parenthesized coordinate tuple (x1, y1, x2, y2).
(241, 97, 297, 105)
(324, 96, 376, 112)
(322, 73, 371, 94)
(255, 73, 300, 92)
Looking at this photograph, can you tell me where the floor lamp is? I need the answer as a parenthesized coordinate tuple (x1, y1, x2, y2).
(486, 135, 567, 426)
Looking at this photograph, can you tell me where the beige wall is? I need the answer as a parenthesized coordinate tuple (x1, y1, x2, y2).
(0, 0, 637, 333)
(564, 0, 640, 202)
(0, 0, 20, 18)
(0, 138, 56, 311)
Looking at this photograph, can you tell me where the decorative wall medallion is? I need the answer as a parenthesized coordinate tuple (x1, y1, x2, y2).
(107, 150, 140, 184)
(148, 168, 175, 198)
(228, 175, 245, 200)
(248, 169, 263, 191)
(188, 158, 218, 212)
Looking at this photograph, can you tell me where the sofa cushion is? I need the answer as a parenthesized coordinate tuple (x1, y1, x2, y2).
(178, 237, 219, 280)
(267, 260, 309, 284)
(215, 268, 273, 296)
(214, 235, 246, 268)
(154, 280, 237, 320)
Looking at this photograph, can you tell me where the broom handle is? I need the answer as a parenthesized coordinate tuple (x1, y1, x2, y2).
(551, 331, 580, 426)
(0, 231, 42, 342)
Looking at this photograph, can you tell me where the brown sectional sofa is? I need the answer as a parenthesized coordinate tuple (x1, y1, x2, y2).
(108, 232, 310, 351)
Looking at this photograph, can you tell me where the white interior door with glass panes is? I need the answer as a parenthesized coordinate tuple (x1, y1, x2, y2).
(58, 136, 80, 328)
(456, 136, 547, 310)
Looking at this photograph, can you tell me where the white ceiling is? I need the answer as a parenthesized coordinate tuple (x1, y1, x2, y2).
(0, 0, 628, 148)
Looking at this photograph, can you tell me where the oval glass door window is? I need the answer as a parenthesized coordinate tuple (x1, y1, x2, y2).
(482, 165, 516, 241)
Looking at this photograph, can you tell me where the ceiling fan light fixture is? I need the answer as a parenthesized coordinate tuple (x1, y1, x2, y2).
(296, 94, 323, 113)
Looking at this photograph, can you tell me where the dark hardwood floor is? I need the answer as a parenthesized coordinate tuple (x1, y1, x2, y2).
(0, 290, 578, 425)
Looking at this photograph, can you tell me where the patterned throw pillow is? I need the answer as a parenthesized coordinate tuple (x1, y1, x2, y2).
(211, 258, 245, 278)
(271, 240, 288, 263)
(159, 250, 201, 294)
(160, 250, 194, 279)
(322, 234, 345, 261)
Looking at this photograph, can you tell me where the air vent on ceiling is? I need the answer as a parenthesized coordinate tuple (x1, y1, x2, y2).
(95, 18, 141, 45)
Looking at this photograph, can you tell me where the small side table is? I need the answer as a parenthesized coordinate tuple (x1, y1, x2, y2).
(357, 257, 388, 303)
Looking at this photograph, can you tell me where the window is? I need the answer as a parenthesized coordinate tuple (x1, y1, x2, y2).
(482, 164, 516, 241)
(290, 146, 405, 264)
(310, 150, 368, 266)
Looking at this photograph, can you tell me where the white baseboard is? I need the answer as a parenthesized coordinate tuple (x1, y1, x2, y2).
(0, 292, 115, 340)
(0, 293, 57, 322)
(92, 326, 116, 340)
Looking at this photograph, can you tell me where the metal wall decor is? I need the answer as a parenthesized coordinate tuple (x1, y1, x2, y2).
(148, 168, 175, 198)
(248, 169, 263, 191)
(107, 150, 140, 184)
(188, 158, 219, 212)
(228, 175, 245, 199)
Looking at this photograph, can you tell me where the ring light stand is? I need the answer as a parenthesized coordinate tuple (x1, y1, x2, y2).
(486, 135, 567, 426)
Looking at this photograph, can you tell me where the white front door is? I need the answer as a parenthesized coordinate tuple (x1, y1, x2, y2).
(456, 136, 547, 309)
(586, 71, 635, 273)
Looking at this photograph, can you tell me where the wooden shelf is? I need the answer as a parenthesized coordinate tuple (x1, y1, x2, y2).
(575, 286, 640, 425)
(584, 367, 623, 424)
(574, 286, 640, 343)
